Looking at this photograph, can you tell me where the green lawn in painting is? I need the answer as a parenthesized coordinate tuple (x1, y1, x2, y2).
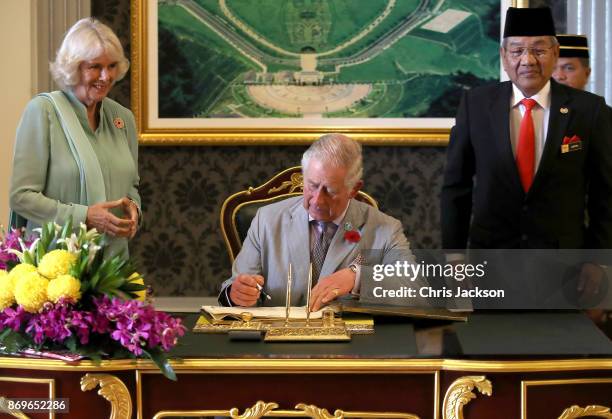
(337, 33, 499, 83)
(158, 4, 257, 116)
(226, 0, 389, 53)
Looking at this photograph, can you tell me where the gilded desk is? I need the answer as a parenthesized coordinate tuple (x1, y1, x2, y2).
(1, 312, 611, 419)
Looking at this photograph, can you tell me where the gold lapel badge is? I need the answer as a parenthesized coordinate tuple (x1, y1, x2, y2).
(560, 107, 569, 114)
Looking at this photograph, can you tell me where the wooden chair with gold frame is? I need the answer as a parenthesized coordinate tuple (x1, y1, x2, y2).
(220, 166, 378, 263)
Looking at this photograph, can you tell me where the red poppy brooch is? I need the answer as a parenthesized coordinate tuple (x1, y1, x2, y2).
(113, 117, 125, 129)
(343, 222, 361, 243)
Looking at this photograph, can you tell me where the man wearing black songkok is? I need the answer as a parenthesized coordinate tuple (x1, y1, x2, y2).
(441, 7, 612, 250)
(553, 34, 591, 91)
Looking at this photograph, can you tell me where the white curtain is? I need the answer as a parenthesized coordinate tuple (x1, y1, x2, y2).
(566, 0, 612, 104)
(33, 0, 91, 93)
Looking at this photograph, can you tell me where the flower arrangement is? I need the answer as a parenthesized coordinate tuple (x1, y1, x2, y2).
(0, 221, 185, 380)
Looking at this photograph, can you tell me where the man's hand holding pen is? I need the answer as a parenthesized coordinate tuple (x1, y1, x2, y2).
(229, 274, 266, 306)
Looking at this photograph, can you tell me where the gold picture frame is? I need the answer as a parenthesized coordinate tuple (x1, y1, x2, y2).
(131, 0, 517, 145)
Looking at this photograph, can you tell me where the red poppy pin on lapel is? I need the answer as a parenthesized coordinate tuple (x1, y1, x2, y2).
(113, 117, 125, 129)
(343, 222, 361, 243)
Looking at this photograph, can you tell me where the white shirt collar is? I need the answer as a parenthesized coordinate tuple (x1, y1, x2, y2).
(511, 80, 551, 110)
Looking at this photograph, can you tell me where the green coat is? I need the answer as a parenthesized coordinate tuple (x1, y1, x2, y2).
(9, 90, 141, 257)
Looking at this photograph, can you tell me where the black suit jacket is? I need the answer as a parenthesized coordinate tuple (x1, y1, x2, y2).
(441, 80, 612, 249)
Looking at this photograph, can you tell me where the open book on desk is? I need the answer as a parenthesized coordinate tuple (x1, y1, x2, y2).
(201, 305, 338, 323)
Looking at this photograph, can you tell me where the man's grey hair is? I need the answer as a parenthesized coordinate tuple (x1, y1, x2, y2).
(50, 17, 130, 91)
(301, 133, 363, 188)
(501, 35, 559, 50)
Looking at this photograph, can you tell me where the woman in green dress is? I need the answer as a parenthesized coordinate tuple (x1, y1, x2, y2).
(9, 18, 140, 257)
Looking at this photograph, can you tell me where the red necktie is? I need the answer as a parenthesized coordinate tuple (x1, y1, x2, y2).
(516, 98, 537, 192)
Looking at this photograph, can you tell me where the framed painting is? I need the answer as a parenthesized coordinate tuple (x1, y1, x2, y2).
(132, 0, 516, 145)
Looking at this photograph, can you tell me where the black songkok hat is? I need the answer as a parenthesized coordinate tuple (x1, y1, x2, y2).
(557, 34, 589, 58)
(503, 7, 556, 38)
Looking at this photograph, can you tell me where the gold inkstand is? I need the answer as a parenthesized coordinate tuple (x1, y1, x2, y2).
(263, 263, 351, 342)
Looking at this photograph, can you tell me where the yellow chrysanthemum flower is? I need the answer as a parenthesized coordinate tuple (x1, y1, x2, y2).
(47, 274, 81, 303)
(8, 263, 37, 284)
(129, 272, 146, 301)
(37, 249, 77, 280)
(0, 270, 15, 310)
(14, 271, 49, 313)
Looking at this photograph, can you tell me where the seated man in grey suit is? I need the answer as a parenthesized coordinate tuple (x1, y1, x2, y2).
(219, 133, 421, 311)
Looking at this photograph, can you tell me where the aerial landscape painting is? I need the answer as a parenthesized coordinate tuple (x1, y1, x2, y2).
(156, 0, 500, 120)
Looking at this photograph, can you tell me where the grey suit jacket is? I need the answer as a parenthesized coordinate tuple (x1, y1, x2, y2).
(219, 196, 425, 307)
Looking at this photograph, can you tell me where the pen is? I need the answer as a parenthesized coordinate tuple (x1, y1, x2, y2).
(256, 283, 272, 300)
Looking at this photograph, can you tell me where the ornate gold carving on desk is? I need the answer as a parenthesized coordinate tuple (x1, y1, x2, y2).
(152, 400, 420, 418)
(296, 403, 419, 419)
(80, 373, 132, 419)
(265, 324, 349, 340)
(558, 405, 612, 419)
(295, 403, 344, 419)
(442, 375, 492, 419)
(229, 400, 279, 419)
(0, 397, 30, 419)
(194, 311, 372, 336)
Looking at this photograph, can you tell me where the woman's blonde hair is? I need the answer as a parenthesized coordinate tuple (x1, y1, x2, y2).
(50, 17, 129, 90)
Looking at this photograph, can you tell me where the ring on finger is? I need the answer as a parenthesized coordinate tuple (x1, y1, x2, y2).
(331, 288, 340, 297)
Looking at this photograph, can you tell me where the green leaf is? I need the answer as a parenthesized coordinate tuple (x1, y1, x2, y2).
(35, 240, 46, 265)
(89, 272, 101, 290)
(89, 249, 104, 273)
(73, 345, 103, 363)
(142, 348, 177, 381)
(65, 336, 77, 353)
(122, 283, 146, 292)
(108, 289, 130, 300)
(78, 252, 89, 275)
(42, 223, 53, 248)
(0, 329, 30, 353)
(80, 279, 91, 293)
(23, 252, 34, 266)
(0, 327, 14, 341)
(60, 218, 73, 242)
(98, 275, 127, 291)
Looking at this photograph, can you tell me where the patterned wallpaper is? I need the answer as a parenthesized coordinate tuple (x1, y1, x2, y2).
(92, 0, 447, 296)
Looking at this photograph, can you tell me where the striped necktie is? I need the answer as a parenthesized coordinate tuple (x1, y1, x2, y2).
(311, 221, 335, 282)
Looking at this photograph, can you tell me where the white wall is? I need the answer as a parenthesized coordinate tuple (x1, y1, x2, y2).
(0, 1, 34, 227)
(567, 0, 612, 104)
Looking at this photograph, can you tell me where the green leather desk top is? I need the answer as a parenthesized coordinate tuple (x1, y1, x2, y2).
(170, 312, 612, 359)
